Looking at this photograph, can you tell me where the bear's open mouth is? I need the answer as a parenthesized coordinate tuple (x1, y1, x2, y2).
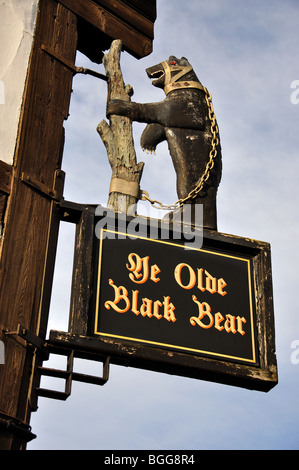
(147, 69, 165, 85)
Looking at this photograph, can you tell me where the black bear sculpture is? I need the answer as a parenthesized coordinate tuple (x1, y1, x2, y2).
(107, 56, 222, 230)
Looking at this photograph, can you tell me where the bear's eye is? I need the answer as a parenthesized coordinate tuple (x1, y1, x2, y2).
(170, 61, 176, 65)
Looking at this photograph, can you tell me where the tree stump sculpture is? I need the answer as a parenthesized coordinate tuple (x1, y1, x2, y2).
(97, 40, 144, 214)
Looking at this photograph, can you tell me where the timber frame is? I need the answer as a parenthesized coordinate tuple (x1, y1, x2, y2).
(0, 0, 156, 450)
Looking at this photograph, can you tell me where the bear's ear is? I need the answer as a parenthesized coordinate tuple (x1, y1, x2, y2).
(180, 57, 190, 64)
(168, 55, 178, 62)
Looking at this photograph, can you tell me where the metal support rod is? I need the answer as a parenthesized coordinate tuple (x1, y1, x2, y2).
(75, 66, 108, 81)
(41, 44, 108, 81)
(0, 411, 36, 445)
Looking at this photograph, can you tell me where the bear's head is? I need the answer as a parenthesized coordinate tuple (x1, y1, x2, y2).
(146, 56, 200, 95)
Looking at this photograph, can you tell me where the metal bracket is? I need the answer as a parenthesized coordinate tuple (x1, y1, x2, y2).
(4, 324, 46, 350)
(4, 324, 49, 360)
(4, 325, 110, 402)
(35, 352, 110, 401)
(0, 411, 36, 444)
(40, 44, 108, 82)
(21, 169, 65, 202)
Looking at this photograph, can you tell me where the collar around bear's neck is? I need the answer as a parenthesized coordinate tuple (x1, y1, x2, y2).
(162, 61, 205, 96)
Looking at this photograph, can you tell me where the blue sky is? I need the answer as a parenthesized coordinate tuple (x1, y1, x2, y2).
(29, 0, 299, 450)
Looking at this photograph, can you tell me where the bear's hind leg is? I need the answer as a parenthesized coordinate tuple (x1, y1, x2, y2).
(195, 185, 218, 231)
(168, 185, 218, 231)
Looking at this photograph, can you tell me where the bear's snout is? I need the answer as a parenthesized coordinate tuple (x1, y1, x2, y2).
(146, 64, 165, 87)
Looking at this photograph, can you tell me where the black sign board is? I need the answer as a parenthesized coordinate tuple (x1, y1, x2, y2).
(49, 204, 278, 392)
(94, 229, 258, 366)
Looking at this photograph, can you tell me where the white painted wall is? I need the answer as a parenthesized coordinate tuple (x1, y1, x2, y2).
(0, 0, 38, 164)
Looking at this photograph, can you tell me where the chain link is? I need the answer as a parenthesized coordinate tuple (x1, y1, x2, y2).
(141, 86, 219, 211)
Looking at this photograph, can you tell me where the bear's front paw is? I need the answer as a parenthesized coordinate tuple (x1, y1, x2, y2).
(106, 100, 131, 118)
(140, 123, 165, 155)
(142, 146, 156, 155)
(141, 129, 156, 154)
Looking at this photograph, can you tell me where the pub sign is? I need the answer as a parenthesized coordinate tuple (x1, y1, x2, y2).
(95, 228, 258, 366)
(84, 210, 276, 392)
(50, 206, 277, 392)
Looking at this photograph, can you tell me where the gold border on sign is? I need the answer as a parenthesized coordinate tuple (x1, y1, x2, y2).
(94, 229, 257, 364)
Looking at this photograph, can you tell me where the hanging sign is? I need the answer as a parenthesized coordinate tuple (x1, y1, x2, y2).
(49, 205, 277, 392)
(94, 228, 258, 366)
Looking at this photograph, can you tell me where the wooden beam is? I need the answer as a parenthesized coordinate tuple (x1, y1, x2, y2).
(120, 0, 157, 21)
(68, 207, 96, 336)
(93, 0, 154, 38)
(0, 0, 77, 449)
(58, 0, 154, 59)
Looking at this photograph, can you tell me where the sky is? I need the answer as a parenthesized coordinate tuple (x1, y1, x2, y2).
(28, 0, 299, 450)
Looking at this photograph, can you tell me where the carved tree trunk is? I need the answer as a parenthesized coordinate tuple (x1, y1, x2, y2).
(97, 40, 144, 214)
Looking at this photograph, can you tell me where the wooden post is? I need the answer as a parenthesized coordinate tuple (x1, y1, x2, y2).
(0, 0, 77, 449)
(97, 40, 144, 214)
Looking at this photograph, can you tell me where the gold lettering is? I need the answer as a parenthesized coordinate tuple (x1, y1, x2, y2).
(140, 298, 153, 318)
(205, 270, 217, 294)
(224, 314, 236, 334)
(218, 278, 227, 296)
(105, 279, 130, 313)
(190, 297, 246, 336)
(236, 316, 247, 336)
(163, 296, 176, 322)
(197, 268, 205, 292)
(190, 296, 214, 329)
(215, 312, 225, 331)
(175, 264, 228, 296)
(150, 264, 161, 283)
(126, 253, 149, 284)
(131, 290, 140, 316)
(174, 263, 196, 290)
(126, 253, 161, 284)
(153, 300, 163, 319)
(105, 283, 174, 323)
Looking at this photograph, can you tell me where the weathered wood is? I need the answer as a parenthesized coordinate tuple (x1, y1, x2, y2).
(0, 162, 12, 243)
(0, 193, 7, 237)
(97, 39, 144, 213)
(37, 172, 66, 340)
(49, 226, 277, 393)
(0, 0, 77, 449)
(120, 0, 157, 21)
(69, 207, 95, 336)
(58, 0, 154, 59)
(92, 0, 154, 38)
(49, 326, 277, 392)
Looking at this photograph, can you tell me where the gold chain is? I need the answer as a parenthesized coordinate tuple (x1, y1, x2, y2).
(141, 86, 219, 211)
